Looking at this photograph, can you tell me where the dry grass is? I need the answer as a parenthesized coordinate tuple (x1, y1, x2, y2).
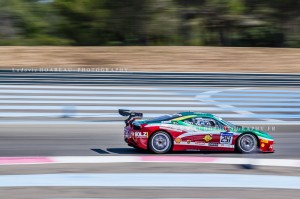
(1, 46, 300, 73)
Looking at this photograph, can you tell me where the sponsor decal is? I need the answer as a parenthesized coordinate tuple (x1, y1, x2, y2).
(187, 140, 191, 144)
(134, 132, 148, 138)
(208, 142, 218, 147)
(219, 144, 234, 148)
(219, 143, 230, 147)
(160, 127, 182, 132)
(203, 134, 212, 142)
(220, 132, 233, 144)
(195, 141, 206, 146)
(159, 124, 198, 132)
(175, 137, 182, 144)
(261, 139, 269, 144)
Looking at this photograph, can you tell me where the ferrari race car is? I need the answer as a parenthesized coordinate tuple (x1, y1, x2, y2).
(119, 109, 274, 154)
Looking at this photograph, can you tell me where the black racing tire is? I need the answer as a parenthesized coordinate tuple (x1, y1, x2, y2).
(236, 133, 258, 153)
(148, 131, 172, 154)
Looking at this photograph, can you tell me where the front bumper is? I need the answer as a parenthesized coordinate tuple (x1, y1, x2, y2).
(259, 139, 275, 153)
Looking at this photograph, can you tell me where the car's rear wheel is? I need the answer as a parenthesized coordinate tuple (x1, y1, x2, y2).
(236, 133, 258, 153)
(149, 131, 172, 154)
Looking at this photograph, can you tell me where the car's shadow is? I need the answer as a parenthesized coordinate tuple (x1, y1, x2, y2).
(107, 147, 147, 154)
(91, 148, 146, 155)
(91, 148, 265, 170)
(91, 147, 236, 155)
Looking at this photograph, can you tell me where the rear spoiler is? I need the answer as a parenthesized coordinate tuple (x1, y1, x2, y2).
(118, 109, 143, 125)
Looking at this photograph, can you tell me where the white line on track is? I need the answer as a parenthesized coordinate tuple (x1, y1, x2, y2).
(196, 88, 280, 122)
(1, 89, 300, 97)
(3, 105, 299, 112)
(1, 100, 300, 106)
(1, 95, 300, 102)
(1, 113, 300, 119)
(0, 121, 298, 125)
(0, 90, 192, 95)
(1, 156, 300, 167)
(0, 95, 194, 101)
(50, 198, 233, 199)
(0, 105, 220, 111)
(0, 85, 299, 122)
(0, 173, 299, 189)
(50, 198, 234, 199)
(1, 85, 300, 93)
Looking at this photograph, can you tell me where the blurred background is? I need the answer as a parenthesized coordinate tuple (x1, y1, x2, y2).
(1, 0, 300, 47)
(0, 1, 300, 199)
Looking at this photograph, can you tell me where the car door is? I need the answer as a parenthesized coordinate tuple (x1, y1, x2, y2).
(181, 117, 219, 149)
(204, 118, 235, 149)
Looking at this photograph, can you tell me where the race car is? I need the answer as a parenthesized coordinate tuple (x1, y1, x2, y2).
(119, 109, 274, 154)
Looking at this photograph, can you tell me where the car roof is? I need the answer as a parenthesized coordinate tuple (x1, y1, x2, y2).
(178, 111, 216, 118)
(140, 112, 221, 124)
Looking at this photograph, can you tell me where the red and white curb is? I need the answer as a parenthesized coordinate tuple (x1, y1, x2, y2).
(0, 156, 300, 167)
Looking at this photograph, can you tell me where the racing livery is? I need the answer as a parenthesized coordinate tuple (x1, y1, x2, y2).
(119, 109, 274, 154)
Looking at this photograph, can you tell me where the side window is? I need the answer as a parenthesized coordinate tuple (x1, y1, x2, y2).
(183, 118, 194, 125)
(184, 117, 221, 128)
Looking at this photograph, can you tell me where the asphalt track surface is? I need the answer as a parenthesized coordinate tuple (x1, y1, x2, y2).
(0, 123, 299, 158)
(1, 70, 300, 198)
(1, 187, 299, 199)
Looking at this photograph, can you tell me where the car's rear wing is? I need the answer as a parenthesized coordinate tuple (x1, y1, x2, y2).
(118, 109, 143, 125)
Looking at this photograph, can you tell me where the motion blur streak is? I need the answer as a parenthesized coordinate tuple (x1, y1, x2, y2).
(0, 71, 299, 199)
(0, 73, 299, 123)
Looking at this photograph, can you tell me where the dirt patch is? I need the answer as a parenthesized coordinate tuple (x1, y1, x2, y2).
(1, 46, 300, 73)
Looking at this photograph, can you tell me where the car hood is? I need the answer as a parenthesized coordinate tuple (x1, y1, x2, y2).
(237, 127, 274, 140)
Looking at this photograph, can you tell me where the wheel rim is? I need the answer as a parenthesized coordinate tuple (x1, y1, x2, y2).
(239, 134, 257, 152)
(151, 133, 170, 152)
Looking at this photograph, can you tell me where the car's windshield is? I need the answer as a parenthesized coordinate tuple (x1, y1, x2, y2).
(221, 119, 236, 128)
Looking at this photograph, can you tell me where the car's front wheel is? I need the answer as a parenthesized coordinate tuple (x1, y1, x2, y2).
(236, 133, 258, 153)
(148, 131, 172, 154)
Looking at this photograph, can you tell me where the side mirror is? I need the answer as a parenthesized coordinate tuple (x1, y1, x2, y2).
(224, 126, 230, 132)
